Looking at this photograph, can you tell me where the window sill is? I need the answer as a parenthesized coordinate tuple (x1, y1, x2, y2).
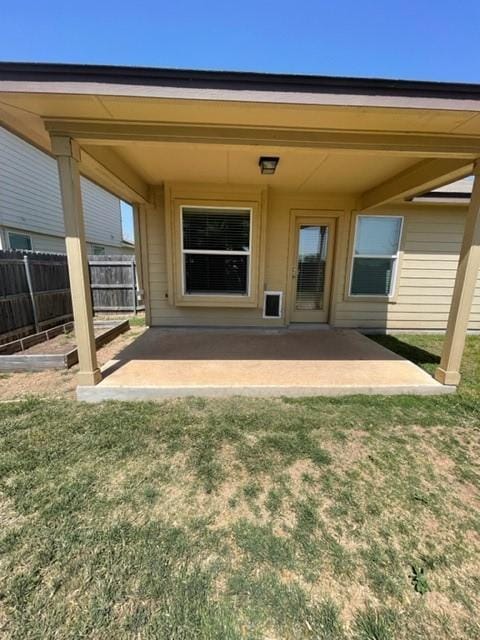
(344, 294, 398, 304)
(174, 294, 259, 308)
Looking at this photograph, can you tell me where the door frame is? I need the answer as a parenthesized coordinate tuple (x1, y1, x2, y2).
(286, 210, 340, 325)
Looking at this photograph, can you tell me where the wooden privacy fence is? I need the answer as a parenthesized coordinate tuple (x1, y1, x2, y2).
(88, 254, 143, 313)
(0, 251, 72, 343)
(0, 250, 143, 343)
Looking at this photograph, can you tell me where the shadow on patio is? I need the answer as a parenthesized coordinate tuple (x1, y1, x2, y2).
(104, 327, 410, 363)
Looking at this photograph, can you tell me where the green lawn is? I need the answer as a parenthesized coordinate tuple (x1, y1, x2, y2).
(0, 335, 479, 639)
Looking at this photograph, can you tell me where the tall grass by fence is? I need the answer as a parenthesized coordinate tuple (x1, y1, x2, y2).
(0, 250, 143, 344)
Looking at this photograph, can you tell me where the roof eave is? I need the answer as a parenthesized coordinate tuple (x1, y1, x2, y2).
(1, 61, 480, 101)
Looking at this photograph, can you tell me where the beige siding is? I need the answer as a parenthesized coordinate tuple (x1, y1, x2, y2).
(145, 188, 479, 331)
(146, 188, 349, 326)
(334, 205, 480, 331)
(146, 191, 272, 326)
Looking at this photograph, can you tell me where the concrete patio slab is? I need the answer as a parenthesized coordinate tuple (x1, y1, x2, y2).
(77, 327, 455, 401)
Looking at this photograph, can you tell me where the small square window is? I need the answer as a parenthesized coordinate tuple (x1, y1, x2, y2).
(8, 232, 32, 251)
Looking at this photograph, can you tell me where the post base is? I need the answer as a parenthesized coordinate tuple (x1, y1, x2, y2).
(77, 368, 102, 386)
(434, 367, 460, 386)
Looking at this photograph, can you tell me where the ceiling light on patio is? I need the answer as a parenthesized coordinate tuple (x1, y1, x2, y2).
(259, 156, 279, 175)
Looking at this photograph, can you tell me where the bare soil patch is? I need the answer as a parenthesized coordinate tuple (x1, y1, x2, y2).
(0, 323, 145, 401)
(19, 326, 109, 355)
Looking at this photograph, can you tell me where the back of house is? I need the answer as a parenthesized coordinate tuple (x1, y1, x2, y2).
(0, 126, 133, 255)
(1, 62, 480, 391)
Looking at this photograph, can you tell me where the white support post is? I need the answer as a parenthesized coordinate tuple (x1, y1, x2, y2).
(435, 162, 480, 386)
(51, 135, 101, 386)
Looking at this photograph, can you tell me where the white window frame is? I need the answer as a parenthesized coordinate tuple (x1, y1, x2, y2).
(8, 231, 32, 251)
(349, 214, 404, 298)
(180, 205, 253, 297)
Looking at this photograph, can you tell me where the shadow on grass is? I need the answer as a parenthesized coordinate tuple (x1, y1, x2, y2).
(369, 335, 440, 368)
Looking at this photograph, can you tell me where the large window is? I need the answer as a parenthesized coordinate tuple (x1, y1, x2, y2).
(350, 215, 403, 297)
(8, 232, 32, 251)
(181, 207, 251, 296)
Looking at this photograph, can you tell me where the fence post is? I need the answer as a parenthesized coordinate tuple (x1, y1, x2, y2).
(131, 260, 137, 315)
(88, 260, 96, 316)
(23, 254, 40, 333)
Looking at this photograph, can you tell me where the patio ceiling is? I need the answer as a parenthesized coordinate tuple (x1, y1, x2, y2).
(1, 63, 480, 204)
(0, 96, 474, 205)
(93, 141, 419, 193)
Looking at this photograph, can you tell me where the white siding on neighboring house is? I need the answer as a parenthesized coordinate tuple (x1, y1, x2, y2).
(0, 126, 133, 253)
(81, 178, 125, 248)
(0, 227, 66, 253)
(0, 226, 134, 255)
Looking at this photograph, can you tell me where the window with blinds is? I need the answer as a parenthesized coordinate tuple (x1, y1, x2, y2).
(350, 215, 403, 296)
(181, 207, 251, 295)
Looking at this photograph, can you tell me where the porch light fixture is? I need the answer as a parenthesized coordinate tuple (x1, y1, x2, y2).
(259, 156, 279, 175)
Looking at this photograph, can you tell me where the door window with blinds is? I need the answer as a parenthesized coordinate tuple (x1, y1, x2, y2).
(296, 225, 329, 310)
(350, 215, 403, 297)
(181, 207, 251, 296)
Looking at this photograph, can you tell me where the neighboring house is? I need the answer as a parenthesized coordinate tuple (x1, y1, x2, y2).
(411, 176, 473, 205)
(1, 62, 480, 393)
(0, 126, 134, 255)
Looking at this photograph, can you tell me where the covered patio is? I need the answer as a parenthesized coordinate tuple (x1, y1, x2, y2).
(76, 327, 451, 400)
(1, 63, 480, 399)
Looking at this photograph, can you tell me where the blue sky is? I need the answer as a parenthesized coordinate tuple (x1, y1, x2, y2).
(120, 201, 134, 243)
(2, 1, 479, 242)
(1, 1, 480, 83)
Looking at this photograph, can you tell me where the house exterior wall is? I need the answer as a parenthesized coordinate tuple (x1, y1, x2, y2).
(145, 185, 274, 326)
(0, 127, 133, 254)
(143, 184, 480, 331)
(334, 204, 480, 331)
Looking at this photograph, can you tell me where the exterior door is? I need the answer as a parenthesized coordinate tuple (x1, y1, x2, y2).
(290, 217, 335, 323)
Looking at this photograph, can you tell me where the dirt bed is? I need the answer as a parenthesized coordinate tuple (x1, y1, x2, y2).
(0, 323, 145, 401)
(19, 326, 108, 355)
